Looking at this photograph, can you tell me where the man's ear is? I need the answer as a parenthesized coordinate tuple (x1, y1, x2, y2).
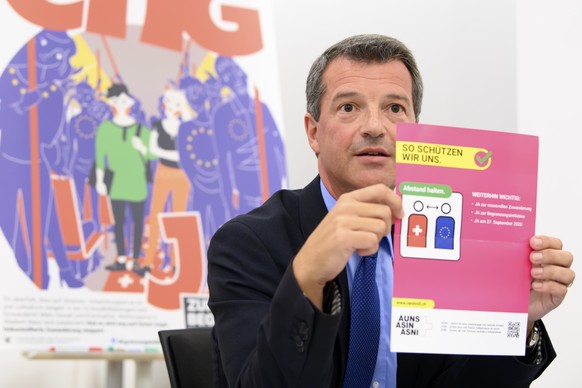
(304, 113, 320, 155)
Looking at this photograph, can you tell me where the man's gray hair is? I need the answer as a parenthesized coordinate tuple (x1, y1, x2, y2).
(305, 34, 423, 122)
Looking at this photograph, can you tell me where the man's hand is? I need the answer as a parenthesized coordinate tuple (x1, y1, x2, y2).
(292, 184, 403, 310)
(528, 235, 575, 330)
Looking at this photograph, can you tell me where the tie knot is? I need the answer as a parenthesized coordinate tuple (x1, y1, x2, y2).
(363, 252, 378, 260)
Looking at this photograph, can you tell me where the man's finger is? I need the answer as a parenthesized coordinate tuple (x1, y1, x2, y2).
(531, 264, 576, 286)
(530, 235, 563, 250)
(347, 184, 404, 218)
(530, 249, 574, 268)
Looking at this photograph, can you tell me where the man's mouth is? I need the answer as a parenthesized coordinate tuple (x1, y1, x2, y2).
(356, 149, 389, 157)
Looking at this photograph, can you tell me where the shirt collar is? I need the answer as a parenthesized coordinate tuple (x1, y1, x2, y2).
(319, 180, 336, 211)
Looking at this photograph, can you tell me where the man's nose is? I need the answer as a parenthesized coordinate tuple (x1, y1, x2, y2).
(362, 109, 387, 138)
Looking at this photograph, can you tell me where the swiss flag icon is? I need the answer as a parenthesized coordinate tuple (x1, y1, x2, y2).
(407, 214, 427, 248)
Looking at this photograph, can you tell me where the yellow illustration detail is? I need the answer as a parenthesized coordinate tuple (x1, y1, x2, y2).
(195, 53, 217, 81)
(70, 34, 113, 93)
(187, 128, 215, 168)
(195, 53, 232, 102)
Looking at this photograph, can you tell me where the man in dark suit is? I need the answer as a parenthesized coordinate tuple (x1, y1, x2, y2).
(207, 34, 575, 387)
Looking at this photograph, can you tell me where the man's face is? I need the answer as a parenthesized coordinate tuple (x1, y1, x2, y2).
(305, 58, 416, 198)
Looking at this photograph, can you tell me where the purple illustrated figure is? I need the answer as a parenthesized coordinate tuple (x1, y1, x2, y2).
(0, 30, 84, 288)
(177, 75, 229, 247)
(210, 56, 287, 218)
(61, 79, 112, 278)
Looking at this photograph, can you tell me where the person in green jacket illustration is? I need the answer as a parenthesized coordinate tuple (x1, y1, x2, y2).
(95, 83, 151, 271)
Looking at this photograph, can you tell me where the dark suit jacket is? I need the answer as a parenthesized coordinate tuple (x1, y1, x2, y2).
(207, 176, 556, 387)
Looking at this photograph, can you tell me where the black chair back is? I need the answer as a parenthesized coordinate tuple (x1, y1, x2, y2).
(158, 327, 213, 388)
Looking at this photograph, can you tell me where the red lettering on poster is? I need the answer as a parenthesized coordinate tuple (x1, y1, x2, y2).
(7, 0, 83, 30)
(141, 0, 262, 55)
(8, 0, 262, 55)
(86, 0, 128, 38)
(147, 212, 206, 310)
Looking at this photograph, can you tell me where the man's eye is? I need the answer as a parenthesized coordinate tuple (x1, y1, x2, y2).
(341, 104, 355, 113)
(390, 104, 403, 114)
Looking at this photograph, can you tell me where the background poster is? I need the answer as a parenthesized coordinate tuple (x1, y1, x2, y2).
(0, 0, 286, 351)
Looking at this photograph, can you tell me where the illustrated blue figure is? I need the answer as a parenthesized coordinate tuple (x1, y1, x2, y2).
(0, 30, 84, 288)
(177, 76, 229, 247)
(202, 72, 224, 115)
(210, 56, 287, 218)
(62, 79, 111, 277)
(67, 81, 112, 184)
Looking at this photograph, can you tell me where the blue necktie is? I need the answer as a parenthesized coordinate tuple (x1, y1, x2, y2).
(342, 253, 380, 388)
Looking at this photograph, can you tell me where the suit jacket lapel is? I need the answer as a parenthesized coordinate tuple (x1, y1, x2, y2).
(298, 176, 327, 240)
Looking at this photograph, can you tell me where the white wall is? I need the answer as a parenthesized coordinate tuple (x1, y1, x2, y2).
(517, 1, 581, 387)
(2, 0, 577, 386)
(274, 0, 517, 189)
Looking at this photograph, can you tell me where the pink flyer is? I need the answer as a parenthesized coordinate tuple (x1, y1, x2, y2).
(391, 123, 538, 356)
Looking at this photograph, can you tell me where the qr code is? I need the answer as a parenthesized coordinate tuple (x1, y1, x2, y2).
(507, 321, 520, 338)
